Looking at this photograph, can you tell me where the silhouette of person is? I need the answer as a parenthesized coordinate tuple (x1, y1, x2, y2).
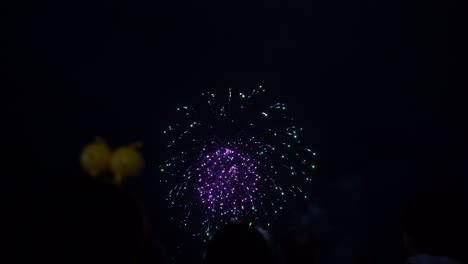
(403, 191, 467, 264)
(204, 223, 274, 264)
(14, 177, 166, 264)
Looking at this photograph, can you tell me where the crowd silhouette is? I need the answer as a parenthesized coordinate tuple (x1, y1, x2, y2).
(13, 177, 467, 264)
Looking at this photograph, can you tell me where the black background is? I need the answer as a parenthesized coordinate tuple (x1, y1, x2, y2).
(2, 0, 464, 263)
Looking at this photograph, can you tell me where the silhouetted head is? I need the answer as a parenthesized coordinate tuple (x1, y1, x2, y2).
(15, 177, 165, 264)
(204, 223, 274, 264)
(402, 191, 467, 261)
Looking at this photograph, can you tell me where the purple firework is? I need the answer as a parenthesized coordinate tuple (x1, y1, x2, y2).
(196, 147, 260, 218)
(161, 86, 317, 239)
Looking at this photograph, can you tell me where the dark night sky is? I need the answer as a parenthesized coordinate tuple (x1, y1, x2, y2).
(2, 0, 465, 263)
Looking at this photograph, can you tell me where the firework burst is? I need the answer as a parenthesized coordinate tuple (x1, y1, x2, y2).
(160, 85, 316, 239)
